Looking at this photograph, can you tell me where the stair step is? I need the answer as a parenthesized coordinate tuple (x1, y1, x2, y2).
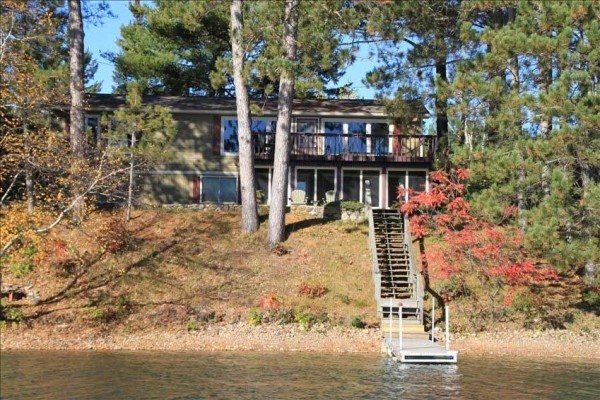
(380, 323, 425, 333)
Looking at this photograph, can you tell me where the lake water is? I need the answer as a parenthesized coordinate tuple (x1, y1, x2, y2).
(1, 351, 599, 399)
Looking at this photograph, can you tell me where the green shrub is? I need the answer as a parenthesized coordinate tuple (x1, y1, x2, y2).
(248, 308, 262, 326)
(9, 262, 33, 278)
(294, 309, 316, 330)
(351, 316, 366, 329)
(511, 292, 533, 313)
(340, 201, 363, 211)
(0, 299, 24, 325)
(583, 290, 600, 310)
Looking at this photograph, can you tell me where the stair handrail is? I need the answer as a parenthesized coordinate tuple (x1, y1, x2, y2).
(403, 215, 424, 308)
(364, 181, 381, 302)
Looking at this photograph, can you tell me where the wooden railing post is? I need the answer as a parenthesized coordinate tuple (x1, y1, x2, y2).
(431, 297, 435, 342)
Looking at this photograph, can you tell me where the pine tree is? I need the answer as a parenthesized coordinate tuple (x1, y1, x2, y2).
(268, 0, 299, 248)
(450, 1, 600, 286)
(230, 0, 259, 233)
(108, 0, 231, 95)
(363, 0, 462, 166)
(108, 82, 176, 222)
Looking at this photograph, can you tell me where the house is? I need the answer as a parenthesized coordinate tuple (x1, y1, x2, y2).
(84, 94, 435, 209)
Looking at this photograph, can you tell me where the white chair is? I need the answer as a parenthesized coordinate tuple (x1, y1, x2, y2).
(325, 190, 336, 203)
(291, 189, 308, 205)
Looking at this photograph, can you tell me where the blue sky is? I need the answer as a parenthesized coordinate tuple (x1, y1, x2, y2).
(84, 1, 377, 98)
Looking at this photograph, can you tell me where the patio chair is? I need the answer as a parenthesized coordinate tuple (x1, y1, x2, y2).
(325, 190, 336, 203)
(290, 189, 308, 205)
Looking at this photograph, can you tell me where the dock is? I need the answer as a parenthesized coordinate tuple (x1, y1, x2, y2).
(365, 190, 458, 364)
(386, 339, 458, 363)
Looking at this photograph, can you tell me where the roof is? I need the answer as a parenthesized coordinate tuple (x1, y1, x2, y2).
(85, 94, 428, 118)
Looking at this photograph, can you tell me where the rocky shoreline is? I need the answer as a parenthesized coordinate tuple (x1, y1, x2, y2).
(2, 323, 599, 359)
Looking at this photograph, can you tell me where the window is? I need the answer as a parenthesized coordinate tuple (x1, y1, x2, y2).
(223, 118, 239, 153)
(371, 123, 389, 155)
(296, 118, 318, 150)
(408, 171, 426, 192)
(348, 122, 366, 153)
(342, 169, 380, 207)
(296, 168, 335, 204)
(322, 120, 390, 156)
(388, 171, 406, 207)
(252, 119, 276, 155)
(343, 170, 360, 202)
(85, 116, 100, 146)
(223, 117, 276, 154)
(363, 170, 380, 207)
(323, 121, 344, 155)
(202, 176, 237, 203)
(387, 170, 428, 207)
(256, 168, 271, 204)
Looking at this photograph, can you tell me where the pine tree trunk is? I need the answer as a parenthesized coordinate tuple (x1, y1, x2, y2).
(435, 52, 449, 169)
(126, 129, 136, 222)
(580, 160, 597, 282)
(69, 0, 85, 223)
(267, 0, 299, 248)
(230, 0, 259, 234)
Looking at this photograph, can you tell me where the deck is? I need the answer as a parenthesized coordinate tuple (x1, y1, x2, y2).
(252, 132, 436, 164)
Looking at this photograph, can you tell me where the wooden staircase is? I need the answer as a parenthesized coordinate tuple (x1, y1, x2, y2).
(369, 209, 426, 338)
(364, 182, 456, 362)
(372, 209, 414, 300)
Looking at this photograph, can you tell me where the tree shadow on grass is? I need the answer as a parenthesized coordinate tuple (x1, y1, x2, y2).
(285, 217, 332, 239)
(30, 240, 179, 318)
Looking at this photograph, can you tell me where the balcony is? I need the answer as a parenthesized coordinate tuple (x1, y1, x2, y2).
(253, 132, 436, 163)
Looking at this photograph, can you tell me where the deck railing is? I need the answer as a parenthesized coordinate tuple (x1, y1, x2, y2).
(253, 132, 436, 163)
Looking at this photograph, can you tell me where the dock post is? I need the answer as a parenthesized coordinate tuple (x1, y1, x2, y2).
(431, 297, 435, 342)
(399, 305, 403, 350)
(445, 305, 450, 351)
(388, 299, 392, 350)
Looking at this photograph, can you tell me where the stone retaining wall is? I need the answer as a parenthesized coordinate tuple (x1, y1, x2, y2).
(155, 203, 366, 221)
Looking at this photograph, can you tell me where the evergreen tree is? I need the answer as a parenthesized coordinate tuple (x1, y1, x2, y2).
(107, 82, 176, 222)
(450, 1, 600, 286)
(268, 0, 299, 248)
(230, 0, 259, 233)
(108, 0, 231, 95)
(363, 0, 462, 166)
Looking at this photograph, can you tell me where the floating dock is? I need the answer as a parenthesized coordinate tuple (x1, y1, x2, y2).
(385, 339, 458, 364)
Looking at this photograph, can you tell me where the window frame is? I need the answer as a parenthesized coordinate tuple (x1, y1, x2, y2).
(294, 166, 337, 205)
(341, 167, 382, 208)
(320, 119, 392, 155)
(221, 116, 277, 156)
(386, 168, 430, 208)
(200, 173, 239, 204)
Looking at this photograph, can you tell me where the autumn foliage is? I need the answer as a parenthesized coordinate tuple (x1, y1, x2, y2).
(399, 169, 559, 328)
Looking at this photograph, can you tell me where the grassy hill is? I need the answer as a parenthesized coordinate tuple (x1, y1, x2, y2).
(1, 209, 378, 332)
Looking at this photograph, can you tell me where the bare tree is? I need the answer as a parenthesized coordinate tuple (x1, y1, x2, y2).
(230, 0, 259, 233)
(267, 0, 299, 248)
(69, 0, 85, 223)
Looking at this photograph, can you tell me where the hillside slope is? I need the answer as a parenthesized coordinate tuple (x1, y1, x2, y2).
(1, 209, 377, 332)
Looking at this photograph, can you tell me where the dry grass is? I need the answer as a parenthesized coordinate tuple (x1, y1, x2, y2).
(1, 209, 377, 331)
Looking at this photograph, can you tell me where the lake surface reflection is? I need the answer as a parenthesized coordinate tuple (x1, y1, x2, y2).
(1, 351, 598, 399)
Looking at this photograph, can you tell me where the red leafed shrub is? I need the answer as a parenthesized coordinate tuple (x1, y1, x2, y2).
(297, 282, 327, 298)
(52, 239, 69, 258)
(259, 294, 280, 310)
(399, 168, 558, 322)
(96, 216, 131, 254)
